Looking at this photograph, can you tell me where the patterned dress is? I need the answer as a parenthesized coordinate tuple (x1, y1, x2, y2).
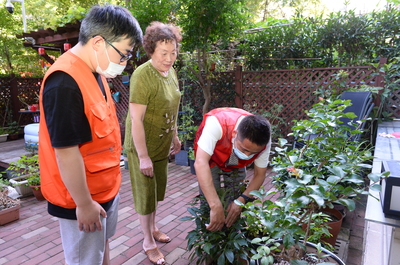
(124, 60, 181, 215)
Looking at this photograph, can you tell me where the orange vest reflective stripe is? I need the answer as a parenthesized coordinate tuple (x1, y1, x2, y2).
(194, 107, 262, 171)
(39, 52, 122, 208)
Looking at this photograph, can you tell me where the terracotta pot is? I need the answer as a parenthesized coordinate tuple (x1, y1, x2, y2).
(321, 207, 344, 246)
(302, 207, 344, 246)
(30, 186, 46, 201)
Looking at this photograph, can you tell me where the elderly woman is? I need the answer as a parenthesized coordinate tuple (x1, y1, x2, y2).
(124, 22, 182, 265)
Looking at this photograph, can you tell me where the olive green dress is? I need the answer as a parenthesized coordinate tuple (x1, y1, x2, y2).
(124, 60, 181, 215)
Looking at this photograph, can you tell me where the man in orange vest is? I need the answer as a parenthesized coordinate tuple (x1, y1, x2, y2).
(38, 5, 142, 265)
(193, 107, 271, 231)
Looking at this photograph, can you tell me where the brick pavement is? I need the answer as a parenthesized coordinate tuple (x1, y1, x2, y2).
(0, 158, 362, 265)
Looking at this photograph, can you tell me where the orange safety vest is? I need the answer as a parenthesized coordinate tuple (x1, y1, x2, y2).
(194, 107, 263, 171)
(38, 51, 122, 208)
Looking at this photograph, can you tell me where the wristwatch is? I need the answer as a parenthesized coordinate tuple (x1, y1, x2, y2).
(239, 194, 254, 203)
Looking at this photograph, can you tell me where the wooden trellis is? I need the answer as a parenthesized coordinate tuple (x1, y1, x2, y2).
(0, 61, 388, 140)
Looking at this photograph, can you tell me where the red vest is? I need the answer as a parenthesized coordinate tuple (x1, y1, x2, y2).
(194, 108, 262, 171)
(39, 51, 122, 208)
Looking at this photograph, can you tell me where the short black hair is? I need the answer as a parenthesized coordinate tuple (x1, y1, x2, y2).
(237, 115, 271, 146)
(79, 4, 143, 47)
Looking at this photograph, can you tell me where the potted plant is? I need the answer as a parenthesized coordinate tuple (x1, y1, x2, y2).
(6, 121, 21, 140)
(188, 147, 196, 175)
(7, 151, 39, 197)
(180, 189, 251, 265)
(178, 103, 197, 150)
(0, 178, 20, 225)
(0, 127, 9, 143)
(237, 97, 389, 264)
(239, 189, 346, 265)
(27, 173, 45, 201)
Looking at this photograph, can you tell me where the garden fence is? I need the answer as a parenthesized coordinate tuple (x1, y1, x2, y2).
(0, 59, 389, 139)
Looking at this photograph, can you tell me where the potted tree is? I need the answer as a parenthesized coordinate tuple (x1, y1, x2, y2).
(0, 178, 20, 225)
(237, 97, 390, 264)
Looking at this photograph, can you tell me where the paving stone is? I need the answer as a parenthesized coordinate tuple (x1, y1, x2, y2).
(0, 139, 364, 265)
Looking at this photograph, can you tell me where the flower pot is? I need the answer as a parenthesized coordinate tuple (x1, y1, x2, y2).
(301, 207, 344, 247)
(184, 139, 194, 151)
(0, 134, 8, 143)
(0, 203, 20, 225)
(7, 134, 19, 141)
(175, 150, 189, 166)
(254, 239, 345, 265)
(320, 207, 344, 246)
(9, 175, 33, 197)
(30, 186, 45, 201)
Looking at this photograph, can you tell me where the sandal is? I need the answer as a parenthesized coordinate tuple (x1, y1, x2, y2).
(153, 230, 171, 243)
(145, 247, 165, 265)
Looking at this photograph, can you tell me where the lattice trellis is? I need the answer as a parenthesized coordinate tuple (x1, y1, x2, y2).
(0, 77, 42, 126)
(0, 64, 393, 140)
(387, 88, 400, 118)
(180, 72, 236, 125)
(0, 77, 12, 126)
(107, 76, 129, 126)
(242, 66, 382, 137)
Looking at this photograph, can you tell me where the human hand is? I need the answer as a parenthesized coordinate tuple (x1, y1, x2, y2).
(76, 200, 106, 232)
(139, 156, 154, 177)
(225, 201, 242, 227)
(206, 206, 225, 231)
(170, 136, 181, 155)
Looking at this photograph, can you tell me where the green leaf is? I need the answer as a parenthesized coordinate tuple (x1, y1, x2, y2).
(290, 259, 309, 265)
(225, 249, 234, 263)
(178, 216, 194, 221)
(278, 138, 288, 147)
(329, 166, 345, 178)
(369, 184, 382, 192)
(251, 238, 262, 244)
(338, 198, 356, 211)
(204, 243, 212, 254)
(309, 194, 325, 207)
(217, 253, 225, 265)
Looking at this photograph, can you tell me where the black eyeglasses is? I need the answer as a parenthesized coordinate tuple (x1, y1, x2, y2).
(102, 37, 132, 62)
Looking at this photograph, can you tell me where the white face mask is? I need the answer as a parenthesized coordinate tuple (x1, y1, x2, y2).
(233, 147, 255, 160)
(94, 43, 126, 78)
(232, 138, 255, 160)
